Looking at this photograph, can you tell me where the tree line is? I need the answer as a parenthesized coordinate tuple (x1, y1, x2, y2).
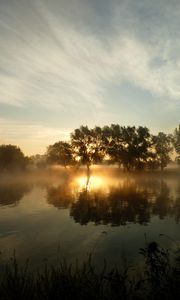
(0, 124, 179, 172)
(47, 124, 180, 171)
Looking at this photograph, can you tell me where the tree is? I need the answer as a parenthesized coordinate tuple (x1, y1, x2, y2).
(104, 124, 124, 167)
(146, 153, 160, 170)
(173, 125, 180, 164)
(152, 132, 173, 170)
(105, 125, 152, 171)
(71, 126, 105, 172)
(46, 141, 73, 168)
(121, 126, 152, 170)
(29, 154, 47, 169)
(0, 144, 28, 171)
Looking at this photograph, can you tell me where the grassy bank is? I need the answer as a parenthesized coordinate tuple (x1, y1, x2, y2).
(0, 242, 180, 300)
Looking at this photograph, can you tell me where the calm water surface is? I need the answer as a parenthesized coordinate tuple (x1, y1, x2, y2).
(0, 168, 180, 267)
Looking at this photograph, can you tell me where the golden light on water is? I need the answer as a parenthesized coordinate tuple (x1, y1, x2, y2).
(72, 169, 126, 193)
(75, 175, 105, 190)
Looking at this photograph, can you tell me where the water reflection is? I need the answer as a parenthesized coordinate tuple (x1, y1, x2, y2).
(75, 175, 104, 191)
(0, 172, 180, 226)
(0, 183, 31, 207)
(47, 181, 74, 209)
(152, 181, 171, 219)
(0, 171, 180, 267)
(47, 177, 180, 226)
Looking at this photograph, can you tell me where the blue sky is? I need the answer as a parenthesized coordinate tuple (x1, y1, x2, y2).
(0, 0, 180, 155)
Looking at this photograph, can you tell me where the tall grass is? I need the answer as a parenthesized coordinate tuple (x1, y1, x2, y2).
(0, 242, 180, 300)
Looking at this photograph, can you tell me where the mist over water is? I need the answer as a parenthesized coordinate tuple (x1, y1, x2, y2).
(0, 167, 180, 267)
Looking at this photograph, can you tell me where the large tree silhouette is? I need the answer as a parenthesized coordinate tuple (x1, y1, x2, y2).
(47, 141, 73, 168)
(104, 125, 152, 170)
(152, 132, 173, 170)
(71, 126, 105, 172)
(0, 144, 28, 171)
(173, 125, 180, 164)
(103, 124, 124, 167)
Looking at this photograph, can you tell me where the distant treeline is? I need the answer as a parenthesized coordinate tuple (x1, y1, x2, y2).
(0, 124, 180, 171)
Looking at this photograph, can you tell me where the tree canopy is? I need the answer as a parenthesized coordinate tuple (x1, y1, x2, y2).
(69, 124, 175, 171)
(0, 144, 28, 171)
(104, 125, 152, 170)
(173, 125, 180, 159)
(152, 132, 173, 170)
(46, 141, 73, 168)
(70, 126, 105, 170)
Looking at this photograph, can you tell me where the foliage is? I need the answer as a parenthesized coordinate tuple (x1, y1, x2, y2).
(102, 125, 153, 170)
(102, 124, 123, 167)
(0, 144, 29, 171)
(152, 132, 173, 170)
(47, 141, 73, 168)
(71, 126, 105, 170)
(0, 244, 180, 300)
(120, 126, 152, 170)
(173, 125, 180, 156)
(29, 154, 47, 169)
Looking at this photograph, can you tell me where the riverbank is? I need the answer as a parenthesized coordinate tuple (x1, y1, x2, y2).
(0, 242, 180, 300)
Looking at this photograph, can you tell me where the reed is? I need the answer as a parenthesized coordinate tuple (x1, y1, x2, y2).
(0, 243, 180, 300)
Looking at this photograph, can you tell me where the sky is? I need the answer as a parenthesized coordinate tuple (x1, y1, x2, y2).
(0, 0, 180, 155)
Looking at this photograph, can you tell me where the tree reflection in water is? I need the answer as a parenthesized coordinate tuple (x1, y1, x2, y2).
(46, 175, 180, 226)
(70, 184, 150, 225)
(47, 182, 74, 209)
(173, 180, 180, 222)
(0, 183, 31, 207)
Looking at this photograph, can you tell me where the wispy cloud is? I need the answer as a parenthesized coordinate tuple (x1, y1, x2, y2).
(0, 0, 180, 112)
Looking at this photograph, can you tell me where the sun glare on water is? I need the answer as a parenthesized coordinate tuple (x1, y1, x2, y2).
(75, 175, 105, 190)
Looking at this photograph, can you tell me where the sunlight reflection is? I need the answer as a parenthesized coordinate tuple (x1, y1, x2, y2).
(75, 175, 105, 191)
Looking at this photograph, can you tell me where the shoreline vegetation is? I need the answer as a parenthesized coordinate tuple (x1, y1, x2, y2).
(0, 242, 180, 300)
(0, 124, 179, 173)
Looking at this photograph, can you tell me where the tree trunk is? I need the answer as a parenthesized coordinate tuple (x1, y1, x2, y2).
(86, 163, 90, 189)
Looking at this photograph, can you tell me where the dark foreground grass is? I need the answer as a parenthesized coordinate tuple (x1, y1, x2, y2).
(0, 242, 180, 300)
